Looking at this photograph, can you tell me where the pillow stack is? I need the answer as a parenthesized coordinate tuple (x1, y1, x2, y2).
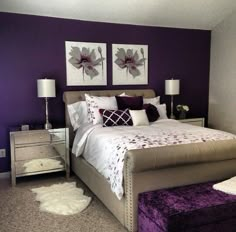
(67, 93, 168, 130)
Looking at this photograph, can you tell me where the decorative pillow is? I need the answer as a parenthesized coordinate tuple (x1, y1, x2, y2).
(85, 94, 118, 125)
(99, 108, 133, 127)
(143, 96, 160, 107)
(67, 101, 88, 131)
(116, 96, 143, 110)
(129, 110, 149, 126)
(143, 104, 160, 122)
(156, 104, 168, 119)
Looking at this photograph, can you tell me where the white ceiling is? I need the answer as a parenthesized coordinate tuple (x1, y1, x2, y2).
(1, 0, 236, 30)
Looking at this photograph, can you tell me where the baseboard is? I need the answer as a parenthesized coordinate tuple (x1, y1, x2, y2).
(0, 172, 10, 179)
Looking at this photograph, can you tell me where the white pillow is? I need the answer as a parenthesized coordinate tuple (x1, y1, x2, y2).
(85, 94, 124, 125)
(143, 96, 160, 107)
(156, 104, 168, 119)
(129, 110, 149, 126)
(67, 101, 88, 131)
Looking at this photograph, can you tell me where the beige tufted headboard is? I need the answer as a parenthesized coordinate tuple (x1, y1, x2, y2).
(63, 89, 156, 146)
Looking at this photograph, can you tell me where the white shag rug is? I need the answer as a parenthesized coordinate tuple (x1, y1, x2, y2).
(213, 176, 236, 195)
(32, 182, 91, 215)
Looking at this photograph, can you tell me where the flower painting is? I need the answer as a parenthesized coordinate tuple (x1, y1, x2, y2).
(65, 41, 107, 86)
(112, 44, 148, 85)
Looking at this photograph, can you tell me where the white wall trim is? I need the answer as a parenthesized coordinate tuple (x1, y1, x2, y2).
(0, 172, 10, 179)
(208, 11, 236, 134)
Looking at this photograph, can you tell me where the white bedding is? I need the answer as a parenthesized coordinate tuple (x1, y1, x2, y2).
(213, 176, 236, 195)
(72, 119, 236, 199)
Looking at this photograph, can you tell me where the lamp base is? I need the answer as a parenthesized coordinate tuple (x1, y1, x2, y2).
(44, 122, 52, 130)
(170, 114, 176, 119)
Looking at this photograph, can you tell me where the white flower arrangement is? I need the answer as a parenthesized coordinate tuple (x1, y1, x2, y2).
(176, 104, 189, 112)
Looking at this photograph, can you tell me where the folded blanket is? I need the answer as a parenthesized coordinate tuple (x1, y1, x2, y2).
(213, 176, 236, 195)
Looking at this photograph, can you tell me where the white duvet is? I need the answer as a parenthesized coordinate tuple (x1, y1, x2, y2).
(72, 119, 236, 199)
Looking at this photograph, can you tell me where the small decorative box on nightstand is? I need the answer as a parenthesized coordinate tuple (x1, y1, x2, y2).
(178, 118, 205, 127)
(10, 128, 69, 186)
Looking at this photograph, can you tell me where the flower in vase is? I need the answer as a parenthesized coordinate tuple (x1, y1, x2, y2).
(176, 104, 189, 112)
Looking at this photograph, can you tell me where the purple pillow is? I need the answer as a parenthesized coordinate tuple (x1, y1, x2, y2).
(143, 104, 160, 122)
(99, 108, 133, 127)
(115, 96, 143, 110)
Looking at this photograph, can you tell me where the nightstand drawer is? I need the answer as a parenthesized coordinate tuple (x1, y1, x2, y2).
(14, 131, 50, 145)
(187, 121, 203, 127)
(50, 130, 66, 142)
(15, 157, 65, 176)
(15, 144, 62, 161)
(179, 118, 205, 127)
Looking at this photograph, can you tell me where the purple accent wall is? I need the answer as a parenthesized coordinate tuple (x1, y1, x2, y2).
(0, 12, 211, 172)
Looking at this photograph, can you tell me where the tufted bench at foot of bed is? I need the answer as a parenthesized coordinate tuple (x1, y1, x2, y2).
(138, 182, 236, 232)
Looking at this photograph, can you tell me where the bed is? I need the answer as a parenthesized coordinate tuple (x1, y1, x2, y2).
(63, 89, 236, 232)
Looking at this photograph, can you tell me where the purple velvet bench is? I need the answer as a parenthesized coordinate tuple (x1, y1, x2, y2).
(138, 182, 236, 232)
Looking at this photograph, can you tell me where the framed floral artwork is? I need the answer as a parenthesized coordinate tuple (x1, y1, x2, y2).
(112, 44, 148, 85)
(65, 41, 107, 86)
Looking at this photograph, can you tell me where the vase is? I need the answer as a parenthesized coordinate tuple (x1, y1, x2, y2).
(179, 111, 186, 119)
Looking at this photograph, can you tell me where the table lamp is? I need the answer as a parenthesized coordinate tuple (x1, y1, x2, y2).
(37, 79, 56, 129)
(165, 79, 180, 119)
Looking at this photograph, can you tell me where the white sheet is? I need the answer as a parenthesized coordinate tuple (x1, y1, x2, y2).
(213, 176, 236, 195)
(72, 119, 236, 199)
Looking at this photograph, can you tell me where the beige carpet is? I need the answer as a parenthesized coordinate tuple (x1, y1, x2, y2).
(0, 174, 127, 232)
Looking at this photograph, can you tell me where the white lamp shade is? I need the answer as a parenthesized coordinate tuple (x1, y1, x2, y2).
(37, 79, 56, 98)
(165, 79, 180, 95)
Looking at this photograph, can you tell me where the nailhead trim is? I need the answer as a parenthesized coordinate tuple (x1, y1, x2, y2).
(125, 156, 134, 232)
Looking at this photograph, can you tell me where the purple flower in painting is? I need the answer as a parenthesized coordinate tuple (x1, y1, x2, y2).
(68, 46, 105, 80)
(114, 48, 146, 78)
(98, 46, 104, 76)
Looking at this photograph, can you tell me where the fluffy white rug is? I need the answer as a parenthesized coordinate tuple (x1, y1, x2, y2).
(32, 182, 91, 215)
(213, 176, 236, 195)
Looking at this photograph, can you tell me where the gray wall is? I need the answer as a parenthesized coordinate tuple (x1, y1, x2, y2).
(209, 11, 236, 133)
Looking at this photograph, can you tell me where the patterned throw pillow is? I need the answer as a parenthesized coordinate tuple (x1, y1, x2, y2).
(99, 108, 133, 127)
(85, 94, 118, 124)
(85, 93, 126, 125)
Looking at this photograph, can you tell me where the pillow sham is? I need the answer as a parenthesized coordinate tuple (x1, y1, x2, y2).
(129, 109, 149, 126)
(67, 101, 88, 131)
(85, 93, 126, 125)
(143, 104, 160, 122)
(85, 94, 118, 125)
(143, 96, 160, 107)
(156, 104, 168, 119)
(99, 108, 133, 127)
(116, 96, 143, 110)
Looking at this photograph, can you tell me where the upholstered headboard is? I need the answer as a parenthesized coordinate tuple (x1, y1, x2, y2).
(63, 89, 156, 146)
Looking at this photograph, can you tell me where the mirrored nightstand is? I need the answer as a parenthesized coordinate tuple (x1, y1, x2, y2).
(10, 128, 69, 186)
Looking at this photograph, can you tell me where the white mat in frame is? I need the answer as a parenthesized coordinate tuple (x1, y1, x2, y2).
(112, 43, 148, 85)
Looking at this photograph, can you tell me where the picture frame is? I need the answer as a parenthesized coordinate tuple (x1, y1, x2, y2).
(65, 41, 107, 86)
(112, 44, 148, 85)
